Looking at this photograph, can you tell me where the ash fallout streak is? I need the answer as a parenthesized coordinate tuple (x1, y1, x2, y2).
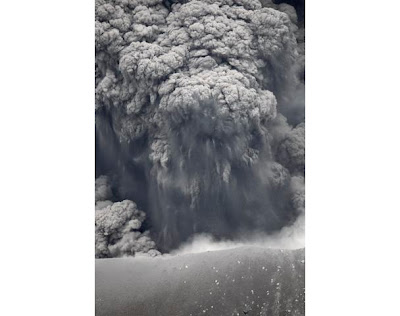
(95, 0, 305, 255)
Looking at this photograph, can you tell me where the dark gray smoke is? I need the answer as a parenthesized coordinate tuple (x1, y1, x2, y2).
(95, 176, 161, 258)
(95, 0, 305, 253)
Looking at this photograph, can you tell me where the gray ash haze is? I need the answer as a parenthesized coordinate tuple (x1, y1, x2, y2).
(95, 0, 305, 256)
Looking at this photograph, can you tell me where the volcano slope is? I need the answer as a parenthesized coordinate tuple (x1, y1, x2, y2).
(96, 246, 305, 315)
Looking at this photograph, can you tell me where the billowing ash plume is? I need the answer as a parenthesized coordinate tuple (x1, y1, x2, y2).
(269, 114, 305, 175)
(95, 0, 305, 252)
(95, 176, 160, 258)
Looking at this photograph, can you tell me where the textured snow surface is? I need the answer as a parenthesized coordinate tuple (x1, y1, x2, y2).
(96, 246, 305, 315)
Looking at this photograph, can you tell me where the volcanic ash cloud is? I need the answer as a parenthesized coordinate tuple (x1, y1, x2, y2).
(95, 176, 160, 258)
(95, 0, 305, 252)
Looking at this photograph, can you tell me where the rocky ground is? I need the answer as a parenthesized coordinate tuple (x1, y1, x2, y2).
(96, 246, 305, 315)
